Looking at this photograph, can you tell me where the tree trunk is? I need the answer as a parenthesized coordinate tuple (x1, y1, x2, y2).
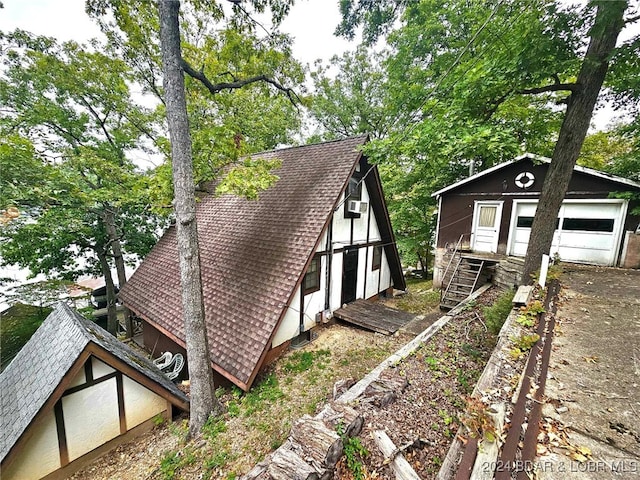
(97, 247, 118, 336)
(104, 206, 133, 337)
(157, 0, 223, 436)
(521, 1, 628, 282)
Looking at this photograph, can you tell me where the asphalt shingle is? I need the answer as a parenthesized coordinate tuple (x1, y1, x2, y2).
(119, 136, 370, 389)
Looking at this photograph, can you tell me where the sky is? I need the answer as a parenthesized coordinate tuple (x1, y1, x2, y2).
(0, 0, 354, 67)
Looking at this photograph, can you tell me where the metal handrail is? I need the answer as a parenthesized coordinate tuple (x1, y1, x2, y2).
(441, 234, 464, 290)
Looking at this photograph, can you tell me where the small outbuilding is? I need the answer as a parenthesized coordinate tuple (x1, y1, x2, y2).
(119, 135, 406, 391)
(0, 303, 189, 480)
(432, 153, 640, 287)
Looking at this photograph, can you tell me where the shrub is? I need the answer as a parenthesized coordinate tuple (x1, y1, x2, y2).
(483, 289, 515, 334)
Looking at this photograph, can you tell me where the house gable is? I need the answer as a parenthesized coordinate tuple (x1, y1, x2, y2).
(0, 304, 188, 480)
(434, 156, 640, 250)
(120, 136, 405, 391)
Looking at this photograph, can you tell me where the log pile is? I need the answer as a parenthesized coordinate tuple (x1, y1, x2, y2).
(240, 402, 362, 480)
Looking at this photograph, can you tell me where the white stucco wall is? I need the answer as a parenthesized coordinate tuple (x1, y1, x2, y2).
(2, 411, 60, 480)
(63, 377, 120, 461)
(329, 251, 344, 311)
(67, 367, 86, 388)
(92, 357, 116, 378)
(123, 376, 166, 429)
(272, 287, 302, 347)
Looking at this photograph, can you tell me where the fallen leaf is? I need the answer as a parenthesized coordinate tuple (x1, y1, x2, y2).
(583, 356, 599, 363)
(577, 446, 592, 457)
(570, 452, 588, 463)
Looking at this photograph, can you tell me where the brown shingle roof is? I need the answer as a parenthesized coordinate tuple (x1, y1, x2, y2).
(120, 136, 371, 389)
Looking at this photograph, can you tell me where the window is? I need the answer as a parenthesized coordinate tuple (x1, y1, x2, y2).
(303, 255, 321, 295)
(517, 216, 560, 229)
(344, 175, 363, 218)
(478, 205, 497, 227)
(562, 218, 614, 232)
(372, 245, 382, 271)
(346, 176, 362, 201)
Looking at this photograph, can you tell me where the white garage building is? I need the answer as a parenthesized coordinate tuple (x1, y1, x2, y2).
(432, 154, 640, 287)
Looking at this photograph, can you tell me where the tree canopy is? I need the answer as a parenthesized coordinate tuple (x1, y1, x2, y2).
(312, 0, 640, 274)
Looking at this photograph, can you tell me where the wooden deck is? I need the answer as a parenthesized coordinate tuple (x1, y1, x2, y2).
(333, 300, 417, 335)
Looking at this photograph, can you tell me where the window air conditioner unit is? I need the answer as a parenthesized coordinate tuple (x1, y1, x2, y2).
(347, 200, 368, 214)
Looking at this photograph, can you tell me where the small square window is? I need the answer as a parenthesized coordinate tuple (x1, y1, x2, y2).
(372, 245, 382, 271)
(303, 255, 321, 295)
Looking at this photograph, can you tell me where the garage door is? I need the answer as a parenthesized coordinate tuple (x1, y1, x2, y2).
(508, 200, 627, 265)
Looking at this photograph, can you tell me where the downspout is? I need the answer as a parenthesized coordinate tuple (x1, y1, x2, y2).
(299, 284, 305, 335)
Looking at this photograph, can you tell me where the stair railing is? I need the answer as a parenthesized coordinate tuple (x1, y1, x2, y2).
(440, 234, 465, 305)
(441, 234, 464, 291)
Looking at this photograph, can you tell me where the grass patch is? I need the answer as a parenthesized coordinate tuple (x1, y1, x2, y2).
(482, 289, 515, 334)
(283, 349, 331, 373)
(392, 279, 440, 314)
(241, 373, 285, 416)
(1, 303, 52, 371)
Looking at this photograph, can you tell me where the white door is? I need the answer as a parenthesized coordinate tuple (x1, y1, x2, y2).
(472, 201, 503, 253)
(508, 200, 626, 265)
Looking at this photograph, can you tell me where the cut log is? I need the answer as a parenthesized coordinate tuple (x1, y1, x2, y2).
(240, 461, 270, 480)
(362, 371, 409, 407)
(290, 415, 343, 470)
(333, 378, 356, 399)
(267, 448, 319, 480)
(316, 402, 364, 437)
(373, 430, 421, 480)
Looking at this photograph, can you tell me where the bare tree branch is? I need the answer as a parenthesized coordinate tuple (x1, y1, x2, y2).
(180, 58, 301, 109)
(518, 82, 577, 95)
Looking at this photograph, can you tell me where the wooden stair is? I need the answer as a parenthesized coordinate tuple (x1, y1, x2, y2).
(440, 257, 486, 310)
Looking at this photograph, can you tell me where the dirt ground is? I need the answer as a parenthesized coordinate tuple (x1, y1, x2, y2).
(537, 264, 640, 479)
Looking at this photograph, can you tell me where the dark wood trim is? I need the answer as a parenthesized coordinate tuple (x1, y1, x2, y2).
(62, 370, 117, 397)
(453, 190, 614, 197)
(263, 340, 291, 366)
(84, 360, 93, 383)
(315, 240, 382, 257)
(116, 372, 126, 434)
(378, 251, 382, 292)
(299, 283, 305, 334)
(350, 215, 354, 245)
(54, 400, 69, 467)
(324, 219, 333, 310)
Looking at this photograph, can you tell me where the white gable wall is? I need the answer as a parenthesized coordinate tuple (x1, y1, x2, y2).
(1, 412, 60, 480)
(63, 377, 121, 460)
(2, 355, 173, 480)
(123, 376, 167, 429)
(273, 179, 394, 348)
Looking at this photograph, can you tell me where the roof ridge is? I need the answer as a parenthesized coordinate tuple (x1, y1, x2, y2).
(251, 134, 369, 157)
